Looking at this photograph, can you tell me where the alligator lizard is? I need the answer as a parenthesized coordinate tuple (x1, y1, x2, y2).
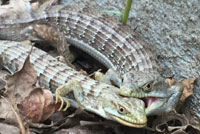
(0, 4, 183, 115)
(0, 40, 147, 128)
(0, 5, 155, 73)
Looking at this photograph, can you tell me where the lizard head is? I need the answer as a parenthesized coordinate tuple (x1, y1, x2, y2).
(119, 70, 183, 116)
(102, 92, 147, 128)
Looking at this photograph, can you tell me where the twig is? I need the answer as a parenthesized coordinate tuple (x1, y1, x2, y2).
(2, 96, 28, 134)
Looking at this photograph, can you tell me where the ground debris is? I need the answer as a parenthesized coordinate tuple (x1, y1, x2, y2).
(0, 53, 59, 133)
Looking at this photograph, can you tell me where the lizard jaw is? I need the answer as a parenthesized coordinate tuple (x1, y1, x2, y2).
(111, 115, 146, 128)
(143, 97, 168, 115)
(143, 97, 160, 107)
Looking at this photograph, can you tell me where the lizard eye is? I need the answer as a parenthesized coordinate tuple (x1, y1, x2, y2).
(118, 106, 126, 114)
(143, 82, 152, 92)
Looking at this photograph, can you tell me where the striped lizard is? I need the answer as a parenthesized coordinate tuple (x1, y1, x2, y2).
(0, 40, 147, 128)
(0, 4, 183, 115)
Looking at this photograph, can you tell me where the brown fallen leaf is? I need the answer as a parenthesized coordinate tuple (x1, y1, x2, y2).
(165, 78, 196, 102)
(0, 54, 37, 124)
(165, 78, 176, 86)
(0, 0, 32, 15)
(41, 89, 60, 122)
(0, 53, 59, 125)
(179, 78, 196, 102)
(18, 88, 59, 123)
(4, 55, 37, 104)
(0, 122, 20, 134)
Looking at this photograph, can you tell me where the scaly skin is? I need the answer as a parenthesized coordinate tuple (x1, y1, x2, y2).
(23, 23, 184, 116)
(0, 5, 156, 73)
(95, 70, 183, 115)
(0, 4, 182, 115)
(0, 40, 147, 128)
(55, 79, 146, 128)
(119, 71, 183, 115)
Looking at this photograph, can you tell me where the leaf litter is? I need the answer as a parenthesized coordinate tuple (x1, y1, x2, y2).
(0, 47, 199, 134)
(0, 53, 60, 133)
(0, 44, 200, 133)
(151, 78, 200, 134)
(0, 0, 200, 132)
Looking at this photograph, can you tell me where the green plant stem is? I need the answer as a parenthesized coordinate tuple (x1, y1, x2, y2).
(121, 0, 132, 25)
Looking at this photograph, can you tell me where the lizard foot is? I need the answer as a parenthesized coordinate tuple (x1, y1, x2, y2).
(94, 70, 104, 81)
(55, 80, 83, 111)
(55, 93, 70, 111)
(94, 69, 121, 87)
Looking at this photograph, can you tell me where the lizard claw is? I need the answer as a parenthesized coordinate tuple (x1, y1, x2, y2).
(55, 80, 82, 111)
(55, 94, 70, 111)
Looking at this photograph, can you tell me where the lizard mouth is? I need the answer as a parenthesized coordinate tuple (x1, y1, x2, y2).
(142, 97, 168, 115)
(143, 97, 168, 108)
(143, 97, 159, 107)
(111, 115, 146, 128)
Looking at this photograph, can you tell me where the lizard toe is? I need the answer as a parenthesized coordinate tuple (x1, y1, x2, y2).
(56, 95, 70, 111)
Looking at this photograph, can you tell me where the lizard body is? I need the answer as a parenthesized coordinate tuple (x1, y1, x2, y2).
(0, 40, 147, 128)
(0, 4, 183, 115)
(0, 5, 156, 73)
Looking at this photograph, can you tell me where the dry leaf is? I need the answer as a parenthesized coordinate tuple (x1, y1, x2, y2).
(0, 0, 32, 15)
(179, 78, 196, 102)
(18, 88, 45, 123)
(0, 54, 58, 124)
(0, 55, 37, 123)
(165, 78, 196, 102)
(41, 89, 60, 122)
(0, 122, 20, 134)
(18, 88, 57, 123)
(4, 55, 37, 104)
(165, 78, 176, 86)
(153, 110, 200, 134)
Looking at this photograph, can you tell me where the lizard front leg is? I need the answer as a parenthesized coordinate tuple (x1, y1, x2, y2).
(94, 69, 122, 87)
(55, 80, 83, 111)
